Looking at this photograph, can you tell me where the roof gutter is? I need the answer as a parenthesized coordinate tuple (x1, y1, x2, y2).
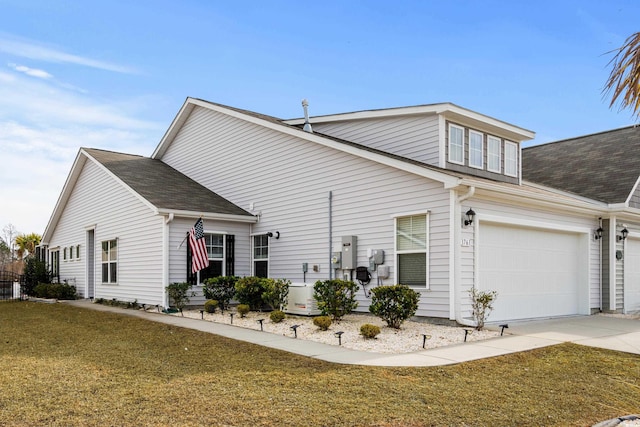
(156, 209, 259, 223)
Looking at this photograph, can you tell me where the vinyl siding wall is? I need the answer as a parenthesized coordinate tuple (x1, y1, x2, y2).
(456, 197, 601, 320)
(311, 115, 441, 166)
(49, 159, 164, 304)
(160, 107, 452, 318)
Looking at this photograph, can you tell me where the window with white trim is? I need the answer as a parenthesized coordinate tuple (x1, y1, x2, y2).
(253, 235, 269, 278)
(448, 124, 464, 165)
(101, 239, 117, 284)
(187, 233, 235, 286)
(504, 141, 518, 177)
(396, 214, 428, 288)
(198, 234, 225, 283)
(469, 130, 484, 169)
(487, 135, 501, 173)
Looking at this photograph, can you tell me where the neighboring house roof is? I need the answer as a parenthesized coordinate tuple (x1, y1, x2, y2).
(522, 125, 640, 204)
(84, 148, 253, 217)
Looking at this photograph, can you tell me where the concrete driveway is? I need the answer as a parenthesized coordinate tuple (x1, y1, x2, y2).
(505, 315, 640, 356)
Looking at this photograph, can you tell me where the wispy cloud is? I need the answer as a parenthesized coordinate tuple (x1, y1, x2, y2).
(8, 63, 52, 79)
(0, 33, 139, 74)
(0, 70, 163, 233)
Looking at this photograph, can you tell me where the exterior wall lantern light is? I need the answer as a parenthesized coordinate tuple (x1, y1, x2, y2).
(464, 208, 476, 226)
(618, 227, 629, 241)
(594, 227, 603, 240)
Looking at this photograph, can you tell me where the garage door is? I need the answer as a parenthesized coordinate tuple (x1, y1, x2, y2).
(625, 238, 640, 313)
(479, 223, 582, 322)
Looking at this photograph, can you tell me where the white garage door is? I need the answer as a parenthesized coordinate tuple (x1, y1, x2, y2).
(479, 223, 582, 322)
(625, 238, 640, 313)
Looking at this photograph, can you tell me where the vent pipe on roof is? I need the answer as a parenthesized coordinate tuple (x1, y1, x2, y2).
(302, 99, 313, 133)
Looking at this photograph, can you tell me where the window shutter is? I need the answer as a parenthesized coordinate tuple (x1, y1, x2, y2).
(225, 235, 235, 276)
(186, 236, 197, 286)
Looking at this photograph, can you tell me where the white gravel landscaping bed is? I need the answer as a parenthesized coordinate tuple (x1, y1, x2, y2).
(173, 309, 501, 354)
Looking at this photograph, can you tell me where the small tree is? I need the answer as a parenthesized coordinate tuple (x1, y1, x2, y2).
(22, 256, 51, 296)
(262, 278, 290, 311)
(313, 279, 358, 321)
(469, 287, 497, 331)
(203, 276, 237, 312)
(369, 284, 419, 329)
(166, 282, 194, 315)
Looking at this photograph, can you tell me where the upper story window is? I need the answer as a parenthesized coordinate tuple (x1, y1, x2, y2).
(504, 141, 518, 177)
(487, 135, 501, 173)
(469, 130, 483, 169)
(448, 124, 464, 165)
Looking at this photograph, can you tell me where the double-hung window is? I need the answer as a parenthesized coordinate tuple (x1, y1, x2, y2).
(469, 130, 483, 169)
(187, 233, 235, 285)
(504, 141, 518, 177)
(448, 124, 464, 165)
(101, 239, 117, 284)
(396, 214, 428, 288)
(199, 234, 224, 282)
(253, 234, 269, 278)
(487, 136, 501, 173)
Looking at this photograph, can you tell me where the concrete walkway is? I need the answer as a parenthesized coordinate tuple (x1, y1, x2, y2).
(63, 300, 640, 367)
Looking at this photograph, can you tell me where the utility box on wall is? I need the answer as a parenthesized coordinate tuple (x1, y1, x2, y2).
(341, 235, 357, 270)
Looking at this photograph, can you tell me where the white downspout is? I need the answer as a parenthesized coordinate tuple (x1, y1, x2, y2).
(455, 186, 476, 327)
(162, 213, 174, 308)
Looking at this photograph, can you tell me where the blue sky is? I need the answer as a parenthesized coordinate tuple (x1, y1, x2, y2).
(0, 0, 638, 236)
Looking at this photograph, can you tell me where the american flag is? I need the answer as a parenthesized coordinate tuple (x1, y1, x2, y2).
(189, 218, 209, 273)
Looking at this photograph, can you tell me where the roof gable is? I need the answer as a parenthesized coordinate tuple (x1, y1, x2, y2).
(43, 148, 254, 243)
(84, 148, 254, 217)
(522, 125, 640, 204)
(151, 97, 463, 188)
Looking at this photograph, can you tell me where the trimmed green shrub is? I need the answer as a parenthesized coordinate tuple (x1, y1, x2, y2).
(469, 287, 498, 331)
(204, 299, 218, 313)
(312, 315, 332, 331)
(269, 309, 286, 323)
(236, 304, 250, 317)
(202, 276, 237, 312)
(369, 284, 420, 329)
(33, 282, 77, 300)
(235, 276, 267, 310)
(166, 282, 194, 315)
(262, 278, 290, 311)
(360, 324, 381, 339)
(23, 256, 51, 296)
(313, 279, 359, 321)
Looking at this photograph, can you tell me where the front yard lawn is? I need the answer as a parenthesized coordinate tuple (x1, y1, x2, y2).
(0, 301, 639, 426)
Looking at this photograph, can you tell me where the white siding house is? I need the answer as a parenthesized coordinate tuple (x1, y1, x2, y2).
(41, 98, 640, 324)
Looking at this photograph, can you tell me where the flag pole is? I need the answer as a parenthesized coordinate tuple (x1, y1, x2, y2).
(177, 231, 189, 250)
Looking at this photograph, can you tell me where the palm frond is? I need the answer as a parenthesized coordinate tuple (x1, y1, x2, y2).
(603, 32, 640, 119)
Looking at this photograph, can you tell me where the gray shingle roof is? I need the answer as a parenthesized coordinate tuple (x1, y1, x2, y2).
(522, 125, 640, 204)
(84, 148, 253, 217)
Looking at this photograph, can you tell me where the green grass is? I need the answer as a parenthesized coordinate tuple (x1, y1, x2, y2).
(1, 301, 639, 426)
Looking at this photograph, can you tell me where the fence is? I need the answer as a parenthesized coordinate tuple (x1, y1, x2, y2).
(0, 271, 24, 300)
